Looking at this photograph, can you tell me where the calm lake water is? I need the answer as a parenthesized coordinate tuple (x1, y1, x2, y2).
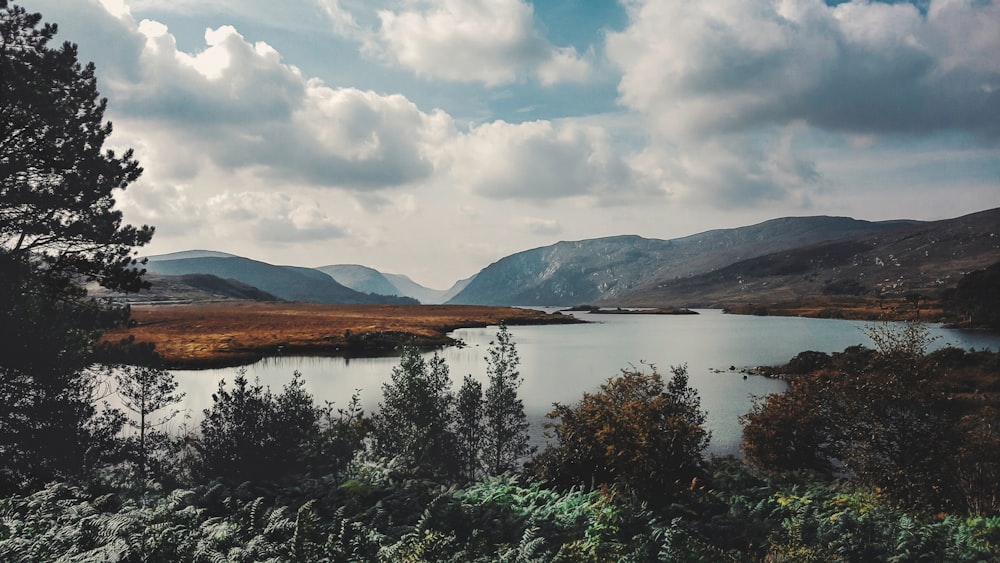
(167, 309, 1000, 457)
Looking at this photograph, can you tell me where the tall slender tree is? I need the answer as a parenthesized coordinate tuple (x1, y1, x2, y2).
(115, 365, 185, 481)
(482, 323, 532, 475)
(455, 375, 484, 481)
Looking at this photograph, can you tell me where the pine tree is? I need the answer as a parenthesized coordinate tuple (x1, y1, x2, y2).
(115, 365, 185, 481)
(482, 323, 532, 475)
(371, 348, 458, 479)
(0, 2, 152, 491)
(455, 375, 484, 481)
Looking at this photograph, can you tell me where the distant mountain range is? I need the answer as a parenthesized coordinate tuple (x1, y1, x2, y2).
(142, 255, 417, 305)
(314, 265, 472, 305)
(124, 208, 999, 308)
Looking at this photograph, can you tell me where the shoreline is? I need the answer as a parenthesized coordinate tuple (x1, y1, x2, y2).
(101, 302, 582, 369)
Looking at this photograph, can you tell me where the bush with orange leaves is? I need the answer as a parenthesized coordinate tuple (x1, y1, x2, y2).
(529, 365, 710, 503)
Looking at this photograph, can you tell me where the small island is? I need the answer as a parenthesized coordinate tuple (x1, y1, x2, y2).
(563, 305, 699, 315)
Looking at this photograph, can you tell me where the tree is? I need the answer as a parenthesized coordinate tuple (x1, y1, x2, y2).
(531, 365, 710, 502)
(198, 371, 278, 482)
(455, 375, 484, 481)
(370, 347, 458, 479)
(0, 2, 153, 491)
(115, 365, 185, 481)
(482, 323, 532, 475)
(947, 261, 1000, 328)
(0, 1, 152, 291)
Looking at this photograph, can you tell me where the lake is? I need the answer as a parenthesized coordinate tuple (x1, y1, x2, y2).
(167, 309, 1000, 457)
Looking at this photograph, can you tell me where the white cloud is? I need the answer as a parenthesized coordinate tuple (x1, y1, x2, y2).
(372, 0, 592, 86)
(605, 0, 1000, 207)
(206, 192, 349, 243)
(73, 8, 456, 192)
(515, 216, 562, 236)
(608, 0, 1000, 139)
(445, 119, 649, 202)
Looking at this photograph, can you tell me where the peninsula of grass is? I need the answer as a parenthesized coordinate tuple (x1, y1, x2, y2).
(102, 302, 581, 368)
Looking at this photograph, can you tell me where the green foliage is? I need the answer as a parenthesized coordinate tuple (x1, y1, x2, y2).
(0, 1, 152, 494)
(370, 348, 460, 480)
(2, 461, 997, 562)
(531, 365, 710, 503)
(198, 371, 363, 483)
(482, 323, 533, 476)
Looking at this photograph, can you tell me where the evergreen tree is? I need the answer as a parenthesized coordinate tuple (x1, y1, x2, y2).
(0, 2, 152, 491)
(370, 347, 458, 480)
(115, 365, 185, 481)
(455, 375, 484, 481)
(482, 324, 532, 475)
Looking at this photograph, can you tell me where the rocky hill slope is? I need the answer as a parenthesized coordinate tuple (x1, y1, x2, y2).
(447, 216, 917, 306)
(616, 207, 1000, 308)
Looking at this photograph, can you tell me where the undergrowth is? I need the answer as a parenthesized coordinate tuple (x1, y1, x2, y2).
(2, 459, 997, 562)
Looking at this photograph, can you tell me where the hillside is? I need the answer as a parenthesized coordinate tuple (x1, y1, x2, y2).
(447, 216, 916, 306)
(89, 273, 281, 304)
(319, 265, 475, 304)
(382, 272, 475, 304)
(617, 207, 1000, 311)
(144, 256, 416, 305)
(316, 264, 402, 297)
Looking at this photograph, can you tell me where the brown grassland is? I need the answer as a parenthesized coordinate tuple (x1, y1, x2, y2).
(102, 302, 580, 368)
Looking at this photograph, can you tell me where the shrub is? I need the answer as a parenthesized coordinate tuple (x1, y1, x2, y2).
(531, 365, 709, 503)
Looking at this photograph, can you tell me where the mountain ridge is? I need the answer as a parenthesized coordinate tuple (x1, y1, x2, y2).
(135, 208, 998, 310)
(143, 256, 416, 305)
(445, 215, 923, 306)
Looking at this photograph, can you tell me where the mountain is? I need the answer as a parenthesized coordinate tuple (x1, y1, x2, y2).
(316, 265, 401, 297)
(89, 273, 281, 304)
(146, 249, 236, 261)
(382, 273, 476, 304)
(447, 216, 918, 306)
(144, 256, 416, 305)
(617, 207, 1000, 307)
(318, 265, 476, 304)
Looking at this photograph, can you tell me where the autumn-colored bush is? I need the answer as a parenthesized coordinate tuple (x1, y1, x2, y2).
(742, 323, 1000, 515)
(530, 365, 709, 502)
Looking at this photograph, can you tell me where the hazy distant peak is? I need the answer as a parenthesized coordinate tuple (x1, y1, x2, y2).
(146, 250, 237, 262)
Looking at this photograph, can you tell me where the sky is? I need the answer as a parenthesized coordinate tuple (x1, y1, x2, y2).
(29, 0, 1000, 289)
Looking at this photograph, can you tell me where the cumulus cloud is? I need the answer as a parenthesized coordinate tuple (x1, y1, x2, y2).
(372, 0, 592, 86)
(49, 4, 453, 193)
(446, 119, 649, 202)
(607, 0, 1000, 140)
(115, 183, 203, 233)
(605, 0, 1000, 207)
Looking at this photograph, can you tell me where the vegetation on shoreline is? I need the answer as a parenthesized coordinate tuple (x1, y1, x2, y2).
(99, 302, 581, 368)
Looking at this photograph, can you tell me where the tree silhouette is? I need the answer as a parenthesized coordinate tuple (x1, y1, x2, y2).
(115, 365, 185, 481)
(482, 323, 532, 475)
(0, 2, 153, 491)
